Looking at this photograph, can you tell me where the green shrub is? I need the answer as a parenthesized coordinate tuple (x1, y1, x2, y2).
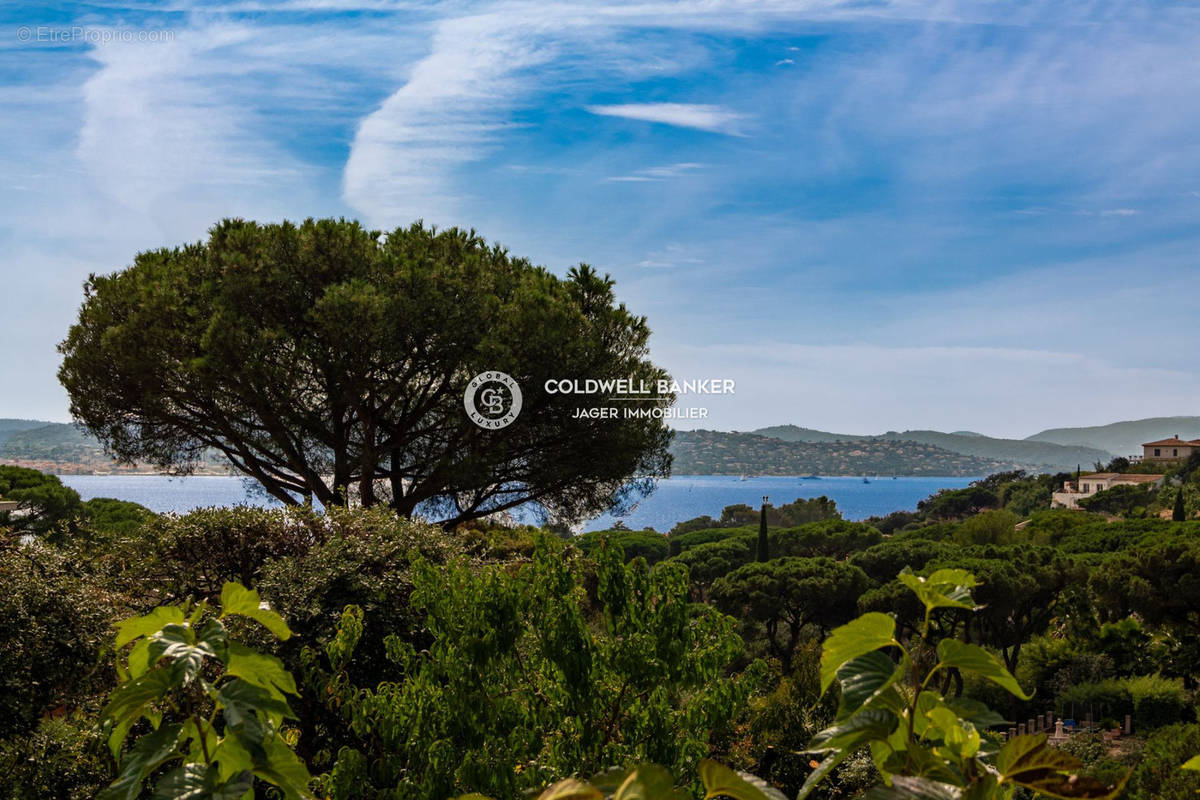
(1058, 679, 1132, 725)
(1003, 482, 1052, 516)
(955, 509, 1020, 545)
(1016, 636, 1114, 703)
(305, 535, 762, 800)
(1126, 674, 1191, 730)
(1058, 675, 1189, 731)
(105, 505, 329, 605)
(81, 497, 154, 541)
(0, 544, 121, 738)
(1021, 509, 1105, 545)
(257, 511, 462, 693)
(0, 715, 109, 800)
(1124, 723, 1200, 800)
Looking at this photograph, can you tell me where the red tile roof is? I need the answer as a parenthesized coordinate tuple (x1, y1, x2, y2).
(1142, 438, 1200, 447)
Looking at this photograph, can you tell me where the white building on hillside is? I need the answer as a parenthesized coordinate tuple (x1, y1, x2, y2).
(1051, 473, 1164, 510)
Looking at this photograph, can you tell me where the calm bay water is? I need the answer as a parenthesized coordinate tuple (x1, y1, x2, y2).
(58, 474, 978, 531)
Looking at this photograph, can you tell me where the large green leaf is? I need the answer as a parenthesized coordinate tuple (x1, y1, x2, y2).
(811, 708, 899, 752)
(837, 651, 904, 718)
(102, 666, 183, 757)
(698, 759, 787, 800)
(97, 722, 183, 800)
(116, 606, 185, 649)
(996, 734, 1129, 799)
(225, 641, 298, 699)
(863, 777, 963, 800)
(253, 734, 316, 800)
(820, 612, 898, 693)
(936, 640, 1031, 700)
(899, 569, 978, 614)
(217, 678, 295, 728)
(219, 583, 292, 640)
(152, 764, 255, 800)
(942, 697, 1006, 730)
(924, 706, 980, 759)
(1184, 755, 1200, 771)
(149, 624, 219, 685)
(609, 764, 690, 800)
(534, 779, 604, 800)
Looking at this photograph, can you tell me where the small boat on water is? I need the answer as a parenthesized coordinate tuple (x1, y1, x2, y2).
(862, 476, 870, 483)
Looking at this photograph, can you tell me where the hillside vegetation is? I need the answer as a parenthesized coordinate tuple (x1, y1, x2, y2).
(0, 418, 55, 448)
(671, 429, 1015, 475)
(755, 424, 1111, 470)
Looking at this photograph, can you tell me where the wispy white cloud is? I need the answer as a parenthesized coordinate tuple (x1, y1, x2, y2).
(586, 102, 746, 134)
(604, 162, 706, 182)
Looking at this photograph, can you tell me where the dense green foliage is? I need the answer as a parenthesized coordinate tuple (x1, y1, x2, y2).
(304, 535, 761, 799)
(0, 543, 120, 738)
(5, 466, 1200, 799)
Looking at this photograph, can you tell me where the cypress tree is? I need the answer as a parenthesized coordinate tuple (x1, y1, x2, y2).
(757, 497, 770, 562)
(1173, 489, 1186, 521)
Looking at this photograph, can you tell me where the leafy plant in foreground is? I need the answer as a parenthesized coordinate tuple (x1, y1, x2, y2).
(802, 568, 1131, 799)
(98, 582, 312, 799)
(454, 758, 784, 800)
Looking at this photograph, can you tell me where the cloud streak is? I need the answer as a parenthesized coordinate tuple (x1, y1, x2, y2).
(585, 102, 746, 134)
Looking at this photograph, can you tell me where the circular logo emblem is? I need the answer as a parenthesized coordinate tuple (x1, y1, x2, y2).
(464, 371, 523, 429)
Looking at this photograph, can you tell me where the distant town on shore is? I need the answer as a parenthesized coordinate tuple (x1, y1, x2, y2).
(5, 414, 1198, 478)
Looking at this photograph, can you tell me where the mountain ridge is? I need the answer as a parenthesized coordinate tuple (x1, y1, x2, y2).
(1025, 416, 1200, 457)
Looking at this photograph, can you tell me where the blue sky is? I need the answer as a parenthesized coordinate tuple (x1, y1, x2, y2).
(2, 0, 1199, 437)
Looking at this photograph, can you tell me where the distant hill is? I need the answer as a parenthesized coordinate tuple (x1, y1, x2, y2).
(753, 425, 1110, 471)
(749, 424, 864, 443)
(671, 430, 1016, 476)
(0, 420, 233, 473)
(1, 422, 106, 462)
(1026, 416, 1200, 457)
(0, 418, 55, 448)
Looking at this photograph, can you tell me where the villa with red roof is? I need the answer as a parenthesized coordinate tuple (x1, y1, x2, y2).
(1143, 435, 1200, 462)
(1051, 472, 1165, 510)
